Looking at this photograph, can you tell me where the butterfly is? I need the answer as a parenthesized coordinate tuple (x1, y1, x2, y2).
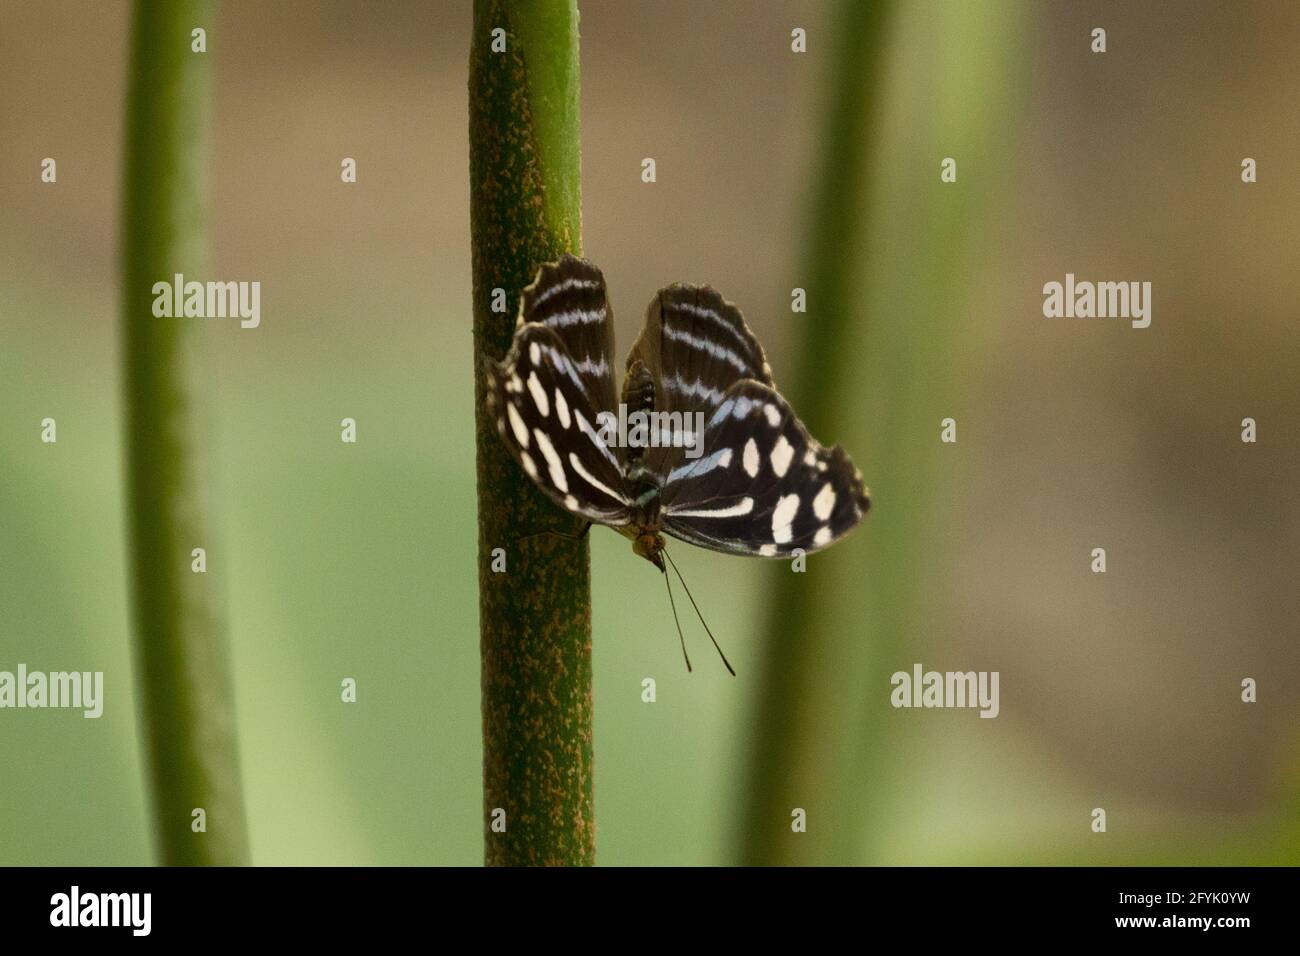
(484, 255, 871, 672)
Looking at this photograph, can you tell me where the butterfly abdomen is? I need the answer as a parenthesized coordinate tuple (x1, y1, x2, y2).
(620, 361, 656, 438)
(616, 358, 667, 532)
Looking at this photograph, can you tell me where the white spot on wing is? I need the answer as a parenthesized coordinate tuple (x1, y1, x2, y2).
(662, 325, 750, 374)
(813, 526, 832, 548)
(669, 300, 755, 355)
(771, 493, 800, 544)
(529, 341, 540, 365)
(533, 429, 567, 493)
(763, 403, 781, 427)
(574, 408, 620, 467)
(666, 447, 733, 484)
(572, 355, 609, 378)
(770, 435, 793, 476)
(743, 438, 760, 477)
(527, 372, 549, 417)
(759, 544, 777, 557)
(568, 452, 627, 504)
(664, 374, 726, 406)
(520, 451, 538, 479)
(554, 388, 570, 429)
(532, 276, 601, 308)
(546, 346, 586, 394)
(813, 482, 836, 521)
(544, 306, 607, 328)
(507, 403, 529, 448)
(669, 496, 754, 519)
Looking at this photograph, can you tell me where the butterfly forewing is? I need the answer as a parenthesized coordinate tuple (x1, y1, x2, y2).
(661, 379, 870, 557)
(627, 284, 773, 413)
(625, 284, 774, 479)
(519, 255, 618, 416)
(485, 322, 631, 526)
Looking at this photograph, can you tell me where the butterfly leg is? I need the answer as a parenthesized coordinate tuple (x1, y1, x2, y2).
(513, 522, 592, 547)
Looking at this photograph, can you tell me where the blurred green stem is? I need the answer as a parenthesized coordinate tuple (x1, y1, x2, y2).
(786, 0, 894, 441)
(741, 0, 1026, 865)
(740, 0, 895, 867)
(121, 0, 250, 865)
(469, 0, 593, 866)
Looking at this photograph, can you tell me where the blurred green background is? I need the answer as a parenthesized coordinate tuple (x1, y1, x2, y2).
(1, 0, 1297, 865)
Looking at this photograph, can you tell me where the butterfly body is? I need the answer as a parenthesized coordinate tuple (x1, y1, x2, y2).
(612, 357, 668, 568)
(484, 255, 870, 570)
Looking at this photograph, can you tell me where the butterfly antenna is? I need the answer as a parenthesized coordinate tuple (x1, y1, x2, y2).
(664, 548, 736, 676)
(662, 561, 693, 673)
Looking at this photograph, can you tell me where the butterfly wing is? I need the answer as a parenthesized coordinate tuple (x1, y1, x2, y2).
(490, 261, 871, 553)
(660, 379, 870, 557)
(518, 255, 618, 416)
(624, 283, 774, 479)
(485, 322, 631, 526)
(626, 283, 773, 412)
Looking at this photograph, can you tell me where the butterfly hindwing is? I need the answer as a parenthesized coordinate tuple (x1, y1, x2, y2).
(485, 323, 631, 526)
(661, 379, 870, 557)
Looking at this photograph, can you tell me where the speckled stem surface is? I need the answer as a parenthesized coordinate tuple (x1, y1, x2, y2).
(469, 0, 594, 866)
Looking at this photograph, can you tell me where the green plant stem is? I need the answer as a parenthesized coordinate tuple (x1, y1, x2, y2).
(741, 0, 1026, 865)
(469, 0, 593, 866)
(120, 0, 250, 866)
(739, 0, 895, 867)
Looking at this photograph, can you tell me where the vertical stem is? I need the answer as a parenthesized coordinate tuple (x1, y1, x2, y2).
(120, 0, 250, 865)
(740, 0, 895, 867)
(787, 0, 895, 442)
(469, 0, 593, 866)
(741, 0, 1027, 865)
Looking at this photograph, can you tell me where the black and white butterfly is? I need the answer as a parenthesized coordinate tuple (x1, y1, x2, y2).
(484, 256, 871, 670)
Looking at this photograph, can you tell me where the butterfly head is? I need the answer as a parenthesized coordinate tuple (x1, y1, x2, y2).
(632, 530, 666, 572)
